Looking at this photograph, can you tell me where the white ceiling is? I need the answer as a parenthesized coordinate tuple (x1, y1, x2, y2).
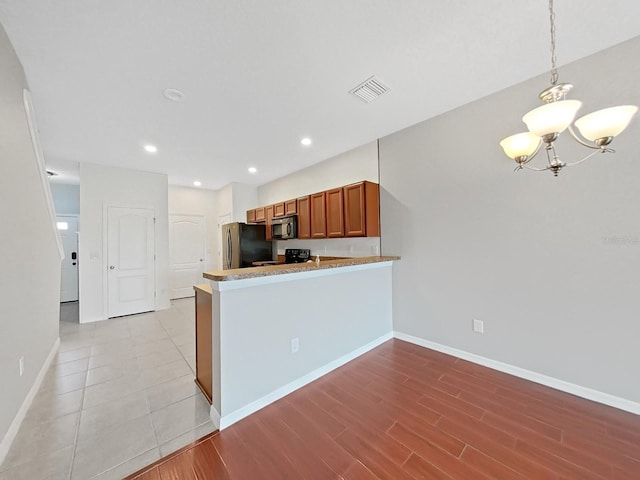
(1, 1, 639, 188)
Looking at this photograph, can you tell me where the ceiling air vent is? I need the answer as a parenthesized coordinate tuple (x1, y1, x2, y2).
(349, 76, 389, 103)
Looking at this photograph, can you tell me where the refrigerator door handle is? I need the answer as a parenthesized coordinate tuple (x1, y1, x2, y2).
(226, 229, 232, 269)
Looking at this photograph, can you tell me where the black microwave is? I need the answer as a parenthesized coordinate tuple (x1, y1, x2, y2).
(271, 215, 297, 239)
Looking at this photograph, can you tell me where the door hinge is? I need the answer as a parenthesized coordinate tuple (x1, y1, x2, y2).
(153, 217, 156, 223)
(154, 254, 156, 260)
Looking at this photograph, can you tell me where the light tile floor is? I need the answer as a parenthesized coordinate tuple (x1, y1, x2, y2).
(0, 299, 215, 480)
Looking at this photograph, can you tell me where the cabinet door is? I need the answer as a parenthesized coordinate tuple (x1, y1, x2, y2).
(273, 202, 285, 218)
(285, 199, 297, 215)
(195, 287, 213, 404)
(344, 183, 366, 236)
(255, 207, 266, 222)
(364, 181, 380, 237)
(310, 192, 327, 238)
(344, 181, 380, 237)
(326, 188, 344, 238)
(265, 205, 274, 241)
(246, 209, 256, 223)
(297, 196, 311, 239)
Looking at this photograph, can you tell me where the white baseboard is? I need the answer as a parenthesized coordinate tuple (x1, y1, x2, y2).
(209, 406, 221, 430)
(394, 331, 640, 416)
(218, 332, 393, 429)
(0, 337, 61, 466)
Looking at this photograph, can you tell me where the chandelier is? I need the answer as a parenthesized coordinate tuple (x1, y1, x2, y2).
(499, 0, 638, 176)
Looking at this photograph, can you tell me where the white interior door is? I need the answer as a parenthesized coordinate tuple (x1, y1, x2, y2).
(107, 207, 155, 318)
(169, 214, 205, 299)
(217, 213, 232, 270)
(57, 215, 78, 302)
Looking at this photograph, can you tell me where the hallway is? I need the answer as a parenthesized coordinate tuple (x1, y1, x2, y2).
(0, 299, 215, 480)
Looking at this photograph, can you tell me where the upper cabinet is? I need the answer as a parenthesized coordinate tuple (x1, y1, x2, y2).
(310, 192, 327, 238)
(344, 181, 379, 237)
(326, 188, 344, 238)
(297, 196, 311, 239)
(245, 180, 380, 239)
(273, 202, 286, 218)
(285, 199, 297, 216)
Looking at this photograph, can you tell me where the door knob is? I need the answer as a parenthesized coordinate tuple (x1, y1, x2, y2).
(109, 265, 115, 270)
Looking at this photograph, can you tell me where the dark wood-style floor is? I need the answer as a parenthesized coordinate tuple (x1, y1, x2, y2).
(126, 339, 640, 479)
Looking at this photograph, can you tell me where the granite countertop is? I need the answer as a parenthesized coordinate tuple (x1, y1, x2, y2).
(203, 256, 400, 282)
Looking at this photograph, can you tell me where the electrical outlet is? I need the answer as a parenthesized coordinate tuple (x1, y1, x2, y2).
(291, 337, 299, 353)
(19, 356, 24, 376)
(473, 319, 484, 334)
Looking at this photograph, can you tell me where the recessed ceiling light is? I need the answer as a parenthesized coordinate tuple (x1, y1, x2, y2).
(248, 167, 257, 173)
(193, 180, 202, 187)
(163, 88, 185, 102)
(144, 144, 157, 153)
(301, 137, 312, 146)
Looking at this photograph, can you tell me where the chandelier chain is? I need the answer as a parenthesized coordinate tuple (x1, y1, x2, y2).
(548, 0, 558, 85)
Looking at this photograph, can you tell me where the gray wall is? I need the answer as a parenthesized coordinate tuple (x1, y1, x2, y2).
(50, 183, 79, 215)
(0, 24, 60, 455)
(380, 36, 640, 403)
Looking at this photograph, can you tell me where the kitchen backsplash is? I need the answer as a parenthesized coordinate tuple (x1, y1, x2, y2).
(276, 237, 380, 258)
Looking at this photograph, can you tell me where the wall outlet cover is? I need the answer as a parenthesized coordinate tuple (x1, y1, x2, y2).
(473, 319, 484, 334)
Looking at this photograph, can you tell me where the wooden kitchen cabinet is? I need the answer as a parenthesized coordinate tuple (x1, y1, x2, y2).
(247, 180, 380, 239)
(265, 205, 274, 240)
(297, 196, 311, 239)
(285, 199, 297, 215)
(273, 202, 285, 218)
(326, 188, 345, 238)
(344, 181, 380, 237)
(310, 192, 327, 238)
(194, 284, 213, 405)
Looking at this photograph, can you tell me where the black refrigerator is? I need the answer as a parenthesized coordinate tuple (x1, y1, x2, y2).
(221, 222, 273, 269)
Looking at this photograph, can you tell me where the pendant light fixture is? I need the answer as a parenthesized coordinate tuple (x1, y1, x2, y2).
(499, 0, 638, 176)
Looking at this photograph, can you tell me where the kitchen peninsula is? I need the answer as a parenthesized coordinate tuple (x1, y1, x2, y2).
(200, 256, 398, 430)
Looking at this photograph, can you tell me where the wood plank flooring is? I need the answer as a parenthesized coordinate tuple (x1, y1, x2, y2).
(125, 339, 640, 479)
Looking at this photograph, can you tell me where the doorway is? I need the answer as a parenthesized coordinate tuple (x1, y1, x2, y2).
(169, 214, 206, 299)
(106, 206, 156, 318)
(57, 215, 79, 302)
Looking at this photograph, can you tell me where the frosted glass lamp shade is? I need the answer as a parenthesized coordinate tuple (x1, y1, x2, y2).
(574, 105, 638, 141)
(523, 100, 582, 137)
(499, 132, 541, 159)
